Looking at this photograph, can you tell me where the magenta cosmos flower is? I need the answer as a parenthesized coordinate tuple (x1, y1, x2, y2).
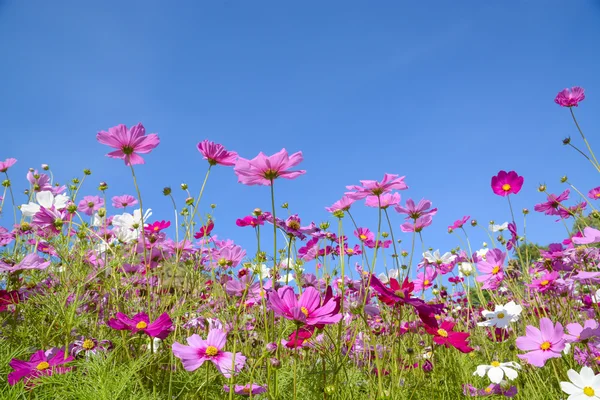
(0, 158, 17, 173)
(346, 173, 408, 200)
(197, 140, 238, 166)
(172, 329, 246, 378)
(554, 86, 585, 107)
(111, 194, 138, 209)
(268, 286, 341, 326)
(77, 195, 104, 216)
(107, 312, 172, 339)
(8, 348, 73, 386)
(534, 189, 570, 216)
(223, 384, 267, 396)
(233, 148, 305, 186)
(96, 123, 159, 166)
(491, 171, 524, 197)
(515, 317, 565, 367)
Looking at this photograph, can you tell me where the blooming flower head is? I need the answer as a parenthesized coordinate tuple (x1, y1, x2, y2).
(354, 227, 374, 243)
(476, 249, 506, 290)
(32, 206, 69, 234)
(573, 227, 600, 245)
(234, 149, 305, 186)
(346, 173, 408, 200)
(0, 158, 17, 173)
(107, 312, 172, 339)
(565, 320, 600, 343)
(77, 195, 104, 216)
(560, 366, 600, 400)
(325, 195, 356, 213)
(477, 301, 522, 329)
(555, 86, 585, 108)
(414, 268, 437, 293)
(473, 361, 521, 384)
(534, 189, 570, 216)
(96, 123, 160, 166)
(111, 195, 138, 209)
(144, 220, 171, 233)
(424, 320, 474, 353)
(448, 215, 470, 231)
(197, 140, 238, 166)
(527, 271, 559, 293)
(8, 348, 73, 386)
(267, 286, 341, 326)
(21, 191, 70, 218)
(400, 215, 433, 233)
(515, 317, 565, 367)
(395, 198, 437, 219)
(194, 220, 215, 238)
(365, 192, 401, 209)
(70, 337, 112, 358)
(0, 253, 51, 273)
(491, 171, 524, 197)
(172, 329, 246, 378)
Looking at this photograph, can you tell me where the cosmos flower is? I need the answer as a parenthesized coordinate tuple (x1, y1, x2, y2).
(346, 173, 408, 200)
(395, 198, 437, 219)
(8, 348, 73, 386)
(0, 158, 17, 173)
(477, 301, 522, 329)
(473, 361, 521, 384)
(111, 195, 138, 209)
(96, 123, 160, 166)
(573, 227, 600, 245)
(21, 191, 70, 218)
(267, 286, 341, 326)
(197, 140, 238, 166)
(223, 384, 267, 396)
(325, 195, 356, 213)
(424, 320, 474, 353)
(0, 253, 51, 273)
(491, 171, 524, 197)
(77, 195, 104, 216)
(107, 312, 172, 339)
(476, 249, 506, 290)
(560, 366, 600, 400)
(534, 189, 570, 216)
(234, 149, 305, 186)
(555, 86, 585, 108)
(515, 317, 565, 367)
(365, 192, 401, 209)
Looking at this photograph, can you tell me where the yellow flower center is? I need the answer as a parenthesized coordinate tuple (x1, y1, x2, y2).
(437, 329, 449, 337)
(36, 361, 50, 371)
(263, 169, 279, 180)
(424, 280, 430, 286)
(596, 193, 600, 198)
(300, 306, 309, 317)
(502, 183, 511, 191)
(242, 387, 252, 394)
(540, 341, 551, 350)
(540, 280, 549, 286)
(497, 312, 505, 319)
(136, 321, 148, 329)
(492, 266, 500, 274)
(491, 361, 500, 367)
(346, 248, 354, 254)
(484, 387, 492, 393)
(584, 387, 595, 397)
(205, 345, 218, 356)
(259, 290, 265, 298)
(82, 339, 95, 350)
(287, 221, 300, 230)
(359, 234, 367, 240)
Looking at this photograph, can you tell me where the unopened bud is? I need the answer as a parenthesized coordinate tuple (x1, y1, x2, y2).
(41, 164, 49, 170)
(281, 202, 288, 209)
(470, 219, 477, 227)
(381, 232, 389, 238)
(522, 208, 529, 215)
(253, 208, 262, 216)
(98, 182, 108, 191)
(185, 197, 194, 206)
(97, 208, 106, 218)
(180, 183, 188, 190)
(538, 184, 546, 192)
(67, 204, 78, 214)
(560, 175, 568, 183)
(83, 169, 91, 176)
(319, 222, 330, 230)
(562, 137, 571, 145)
(2, 179, 10, 187)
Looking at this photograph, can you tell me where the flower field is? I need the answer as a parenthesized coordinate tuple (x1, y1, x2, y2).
(0, 87, 599, 399)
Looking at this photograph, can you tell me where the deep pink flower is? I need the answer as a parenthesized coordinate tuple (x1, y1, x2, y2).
(476, 248, 505, 290)
(96, 123, 160, 166)
(554, 86, 585, 107)
(107, 312, 172, 339)
(144, 220, 170, 233)
(32, 206, 69, 234)
(400, 215, 433, 233)
(234, 149, 305, 186)
(194, 220, 215, 238)
(325, 195, 356, 213)
(77, 195, 104, 216)
(527, 271, 559, 293)
(346, 173, 408, 200)
(0, 158, 17, 173)
(172, 329, 246, 378)
(111, 195, 138, 209)
(572, 227, 600, 245)
(491, 171, 524, 197)
(197, 140, 238, 166)
(365, 192, 401, 209)
(448, 215, 470, 231)
(267, 286, 341, 326)
(223, 384, 267, 396)
(588, 187, 600, 200)
(515, 318, 565, 367)
(534, 189, 570, 216)
(395, 198, 437, 219)
(424, 320, 474, 353)
(354, 227, 374, 243)
(8, 348, 73, 386)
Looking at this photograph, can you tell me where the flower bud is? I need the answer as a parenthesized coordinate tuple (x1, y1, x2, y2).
(470, 219, 477, 227)
(562, 137, 571, 145)
(2, 179, 10, 187)
(269, 357, 281, 368)
(67, 204, 78, 214)
(381, 232, 389, 238)
(97, 208, 106, 218)
(319, 222, 330, 230)
(281, 202, 288, 209)
(180, 183, 188, 190)
(41, 164, 49, 170)
(210, 204, 216, 209)
(98, 182, 108, 191)
(538, 184, 546, 192)
(185, 197, 194, 206)
(83, 169, 91, 176)
(324, 385, 336, 395)
(162, 187, 172, 196)
(560, 175, 568, 183)
(522, 208, 529, 215)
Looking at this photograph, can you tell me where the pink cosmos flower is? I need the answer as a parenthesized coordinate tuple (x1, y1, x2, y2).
(515, 317, 565, 367)
(223, 384, 267, 396)
(96, 123, 160, 166)
(267, 286, 341, 326)
(588, 187, 600, 200)
(325, 195, 356, 213)
(424, 320, 474, 353)
(400, 215, 433, 233)
(491, 171, 524, 197)
(225, 276, 271, 306)
(345, 173, 408, 200)
(195, 220, 215, 238)
(534, 189, 570, 216)
(414, 268, 437, 293)
(354, 227, 374, 243)
(528, 271, 559, 293)
(107, 312, 172, 339)
(197, 140, 238, 166)
(0, 253, 51, 273)
(26, 170, 52, 192)
(565, 320, 600, 343)
(572, 227, 600, 245)
(144, 220, 170, 233)
(8, 348, 73, 386)
(395, 198, 437, 219)
(365, 192, 401, 209)
(0, 158, 17, 173)
(212, 244, 246, 269)
(476, 248, 505, 290)
(172, 329, 246, 378)
(554, 86, 585, 107)
(32, 206, 69, 234)
(111, 195, 138, 209)
(448, 215, 470, 231)
(234, 149, 305, 186)
(77, 195, 104, 216)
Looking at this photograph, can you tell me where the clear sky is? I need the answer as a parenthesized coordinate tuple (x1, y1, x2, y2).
(1, 1, 599, 275)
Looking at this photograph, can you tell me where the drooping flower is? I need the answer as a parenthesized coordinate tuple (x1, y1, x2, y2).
(424, 320, 474, 353)
(555, 86, 585, 108)
(107, 312, 172, 339)
(96, 123, 160, 166)
(491, 171, 524, 197)
(560, 366, 600, 400)
(448, 215, 470, 231)
(345, 173, 408, 200)
(400, 215, 433, 233)
(194, 220, 215, 238)
(21, 191, 70, 218)
(477, 301, 522, 329)
(0, 158, 17, 173)
(223, 384, 267, 396)
(234, 149, 305, 186)
(267, 286, 341, 326)
(515, 317, 565, 367)
(8, 348, 73, 386)
(77, 195, 104, 216)
(197, 140, 238, 166)
(473, 361, 521, 384)
(111, 195, 138, 209)
(172, 329, 246, 378)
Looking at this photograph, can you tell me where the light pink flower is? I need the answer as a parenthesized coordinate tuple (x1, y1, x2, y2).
(395, 198, 437, 219)
(0, 158, 17, 173)
(365, 192, 401, 209)
(476, 248, 505, 290)
(573, 227, 600, 245)
(197, 140, 238, 166)
(111, 195, 138, 209)
(78, 195, 104, 216)
(325, 195, 356, 213)
(96, 123, 159, 166)
(346, 173, 408, 200)
(515, 318, 565, 367)
(234, 149, 305, 186)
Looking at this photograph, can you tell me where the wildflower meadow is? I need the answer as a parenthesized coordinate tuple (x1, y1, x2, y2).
(0, 85, 599, 400)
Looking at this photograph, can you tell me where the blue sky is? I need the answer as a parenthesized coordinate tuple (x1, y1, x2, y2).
(1, 1, 599, 276)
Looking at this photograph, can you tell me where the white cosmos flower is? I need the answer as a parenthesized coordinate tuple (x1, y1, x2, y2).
(474, 361, 521, 384)
(476, 248, 489, 259)
(112, 208, 152, 244)
(21, 190, 69, 217)
(560, 366, 600, 400)
(477, 301, 522, 328)
(489, 222, 509, 232)
(252, 263, 271, 279)
(278, 268, 305, 284)
(378, 269, 399, 284)
(423, 250, 455, 265)
(279, 257, 295, 270)
(458, 262, 473, 277)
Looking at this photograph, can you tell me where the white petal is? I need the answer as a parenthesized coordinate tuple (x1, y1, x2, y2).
(501, 366, 519, 380)
(560, 382, 580, 395)
(567, 369, 585, 388)
(487, 367, 504, 384)
(54, 194, 69, 209)
(580, 366, 596, 382)
(36, 191, 54, 209)
(20, 203, 40, 217)
(473, 365, 490, 377)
